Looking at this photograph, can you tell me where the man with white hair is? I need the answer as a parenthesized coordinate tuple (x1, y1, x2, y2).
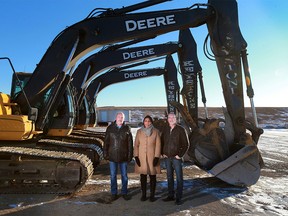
(104, 112, 133, 201)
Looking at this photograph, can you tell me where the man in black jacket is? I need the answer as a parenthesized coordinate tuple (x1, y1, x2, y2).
(161, 113, 189, 205)
(104, 112, 133, 201)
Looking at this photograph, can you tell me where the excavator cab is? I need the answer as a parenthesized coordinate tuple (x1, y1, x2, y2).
(45, 84, 76, 136)
(74, 95, 90, 130)
(9, 72, 76, 137)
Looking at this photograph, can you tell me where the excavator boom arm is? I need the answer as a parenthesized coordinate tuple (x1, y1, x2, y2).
(16, 6, 211, 113)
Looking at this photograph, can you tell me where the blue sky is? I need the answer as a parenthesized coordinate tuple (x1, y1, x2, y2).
(0, 0, 287, 108)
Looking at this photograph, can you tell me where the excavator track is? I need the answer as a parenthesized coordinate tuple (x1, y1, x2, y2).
(37, 139, 104, 168)
(71, 130, 106, 141)
(66, 134, 105, 147)
(0, 146, 93, 194)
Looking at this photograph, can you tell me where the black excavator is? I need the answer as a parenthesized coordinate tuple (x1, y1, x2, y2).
(85, 66, 169, 127)
(71, 66, 170, 141)
(70, 41, 182, 129)
(78, 66, 168, 128)
(0, 0, 263, 193)
(58, 38, 187, 146)
(78, 54, 179, 128)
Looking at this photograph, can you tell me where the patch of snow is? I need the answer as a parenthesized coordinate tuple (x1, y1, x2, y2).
(67, 201, 98, 205)
(87, 179, 139, 186)
(223, 176, 288, 216)
(261, 157, 286, 163)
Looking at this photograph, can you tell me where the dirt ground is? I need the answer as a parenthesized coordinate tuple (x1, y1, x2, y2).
(0, 129, 287, 216)
(0, 161, 242, 216)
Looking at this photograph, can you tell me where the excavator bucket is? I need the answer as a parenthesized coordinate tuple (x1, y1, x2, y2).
(170, 101, 262, 187)
(209, 145, 261, 186)
(192, 125, 261, 186)
(190, 119, 229, 170)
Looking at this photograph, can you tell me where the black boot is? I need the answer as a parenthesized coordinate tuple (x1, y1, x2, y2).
(140, 174, 147, 201)
(149, 175, 157, 202)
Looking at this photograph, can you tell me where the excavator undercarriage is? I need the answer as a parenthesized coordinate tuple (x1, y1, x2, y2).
(0, 146, 93, 194)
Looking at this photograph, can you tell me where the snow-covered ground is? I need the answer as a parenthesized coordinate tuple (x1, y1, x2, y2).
(219, 129, 288, 216)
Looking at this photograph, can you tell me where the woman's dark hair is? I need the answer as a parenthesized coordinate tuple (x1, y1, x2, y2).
(143, 115, 153, 124)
